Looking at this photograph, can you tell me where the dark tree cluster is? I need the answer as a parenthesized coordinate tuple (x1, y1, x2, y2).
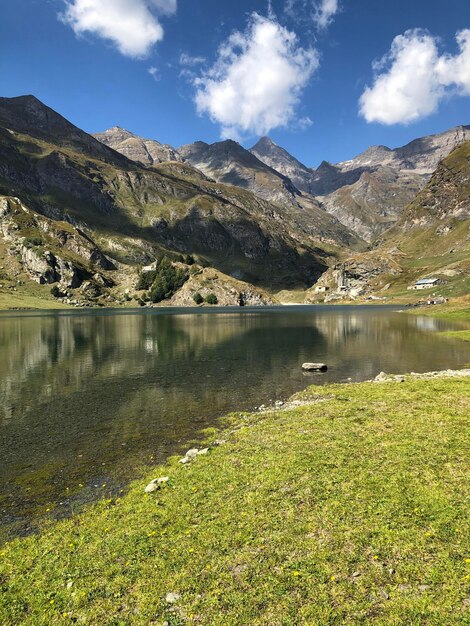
(136, 256, 189, 303)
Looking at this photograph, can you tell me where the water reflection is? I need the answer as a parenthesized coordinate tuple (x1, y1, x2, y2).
(0, 306, 468, 540)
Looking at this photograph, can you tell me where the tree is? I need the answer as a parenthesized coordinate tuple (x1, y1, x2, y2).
(193, 292, 204, 305)
(205, 293, 218, 305)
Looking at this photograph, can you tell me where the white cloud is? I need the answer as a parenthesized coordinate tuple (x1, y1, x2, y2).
(148, 66, 161, 81)
(284, 0, 339, 31)
(194, 13, 319, 139)
(60, 0, 177, 58)
(313, 0, 339, 30)
(297, 116, 313, 130)
(360, 29, 470, 125)
(179, 53, 206, 67)
(436, 29, 470, 94)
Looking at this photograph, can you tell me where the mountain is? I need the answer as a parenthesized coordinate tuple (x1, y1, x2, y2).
(383, 139, 470, 249)
(93, 127, 184, 166)
(0, 95, 127, 167)
(0, 95, 363, 310)
(249, 128, 470, 242)
(109, 133, 362, 250)
(314, 126, 470, 241)
(336, 125, 470, 174)
(250, 136, 314, 194)
(306, 140, 470, 302)
(178, 139, 302, 208)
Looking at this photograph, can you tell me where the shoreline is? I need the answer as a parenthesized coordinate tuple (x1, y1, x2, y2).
(1, 370, 469, 624)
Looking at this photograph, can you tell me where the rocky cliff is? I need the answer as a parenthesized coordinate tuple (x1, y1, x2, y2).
(94, 127, 184, 166)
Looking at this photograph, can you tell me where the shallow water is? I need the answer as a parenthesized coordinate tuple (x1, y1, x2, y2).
(0, 305, 468, 540)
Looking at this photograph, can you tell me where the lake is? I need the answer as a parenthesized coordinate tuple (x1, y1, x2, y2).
(0, 305, 469, 541)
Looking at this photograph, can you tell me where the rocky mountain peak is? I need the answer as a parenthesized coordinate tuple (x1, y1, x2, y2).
(0, 95, 127, 166)
(250, 135, 313, 194)
(252, 136, 278, 150)
(178, 137, 302, 206)
(94, 127, 184, 166)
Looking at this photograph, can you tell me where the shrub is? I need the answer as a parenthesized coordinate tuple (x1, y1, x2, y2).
(23, 236, 43, 248)
(136, 257, 189, 303)
(205, 293, 218, 305)
(193, 292, 204, 305)
(184, 254, 195, 266)
(136, 270, 156, 291)
(50, 285, 62, 298)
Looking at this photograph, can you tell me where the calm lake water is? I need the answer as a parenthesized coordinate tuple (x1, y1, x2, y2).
(0, 305, 469, 540)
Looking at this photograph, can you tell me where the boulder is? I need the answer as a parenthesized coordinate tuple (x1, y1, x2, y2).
(302, 363, 328, 372)
(144, 476, 169, 493)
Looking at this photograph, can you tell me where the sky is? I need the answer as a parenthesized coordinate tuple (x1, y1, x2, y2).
(1, 0, 470, 167)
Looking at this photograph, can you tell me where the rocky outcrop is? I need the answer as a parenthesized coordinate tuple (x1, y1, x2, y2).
(0, 195, 116, 292)
(168, 268, 274, 307)
(94, 127, 184, 166)
(306, 251, 403, 302)
(20, 246, 86, 287)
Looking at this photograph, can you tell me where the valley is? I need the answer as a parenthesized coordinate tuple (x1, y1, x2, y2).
(0, 94, 468, 311)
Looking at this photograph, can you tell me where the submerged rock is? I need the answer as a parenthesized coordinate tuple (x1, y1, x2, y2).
(302, 363, 328, 372)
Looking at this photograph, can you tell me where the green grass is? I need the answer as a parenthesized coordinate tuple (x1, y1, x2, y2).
(1, 377, 469, 625)
(0, 287, 72, 310)
(438, 330, 470, 342)
(405, 296, 470, 323)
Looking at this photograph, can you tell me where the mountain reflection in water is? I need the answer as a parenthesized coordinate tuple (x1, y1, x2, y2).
(0, 306, 468, 540)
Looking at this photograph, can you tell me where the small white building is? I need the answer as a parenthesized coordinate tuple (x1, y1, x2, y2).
(409, 277, 441, 290)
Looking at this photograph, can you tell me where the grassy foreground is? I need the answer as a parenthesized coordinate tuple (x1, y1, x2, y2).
(1, 378, 470, 625)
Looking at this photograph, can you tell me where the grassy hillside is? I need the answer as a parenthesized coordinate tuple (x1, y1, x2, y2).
(1, 375, 469, 625)
(0, 96, 363, 297)
(303, 142, 470, 305)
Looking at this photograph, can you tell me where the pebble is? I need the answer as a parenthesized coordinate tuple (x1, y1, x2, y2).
(144, 476, 170, 493)
(165, 592, 181, 604)
(144, 483, 158, 493)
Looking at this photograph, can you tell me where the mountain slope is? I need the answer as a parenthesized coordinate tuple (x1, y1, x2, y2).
(307, 141, 470, 302)
(0, 95, 128, 167)
(93, 127, 184, 166)
(0, 95, 362, 308)
(250, 136, 314, 194)
(315, 126, 470, 241)
(178, 139, 301, 208)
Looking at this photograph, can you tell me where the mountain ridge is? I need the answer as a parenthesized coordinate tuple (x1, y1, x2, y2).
(94, 119, 470, 243)
(0, 94, 364, 310)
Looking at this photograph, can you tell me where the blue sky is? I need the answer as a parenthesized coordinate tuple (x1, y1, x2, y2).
(1, 0, 470, 166)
